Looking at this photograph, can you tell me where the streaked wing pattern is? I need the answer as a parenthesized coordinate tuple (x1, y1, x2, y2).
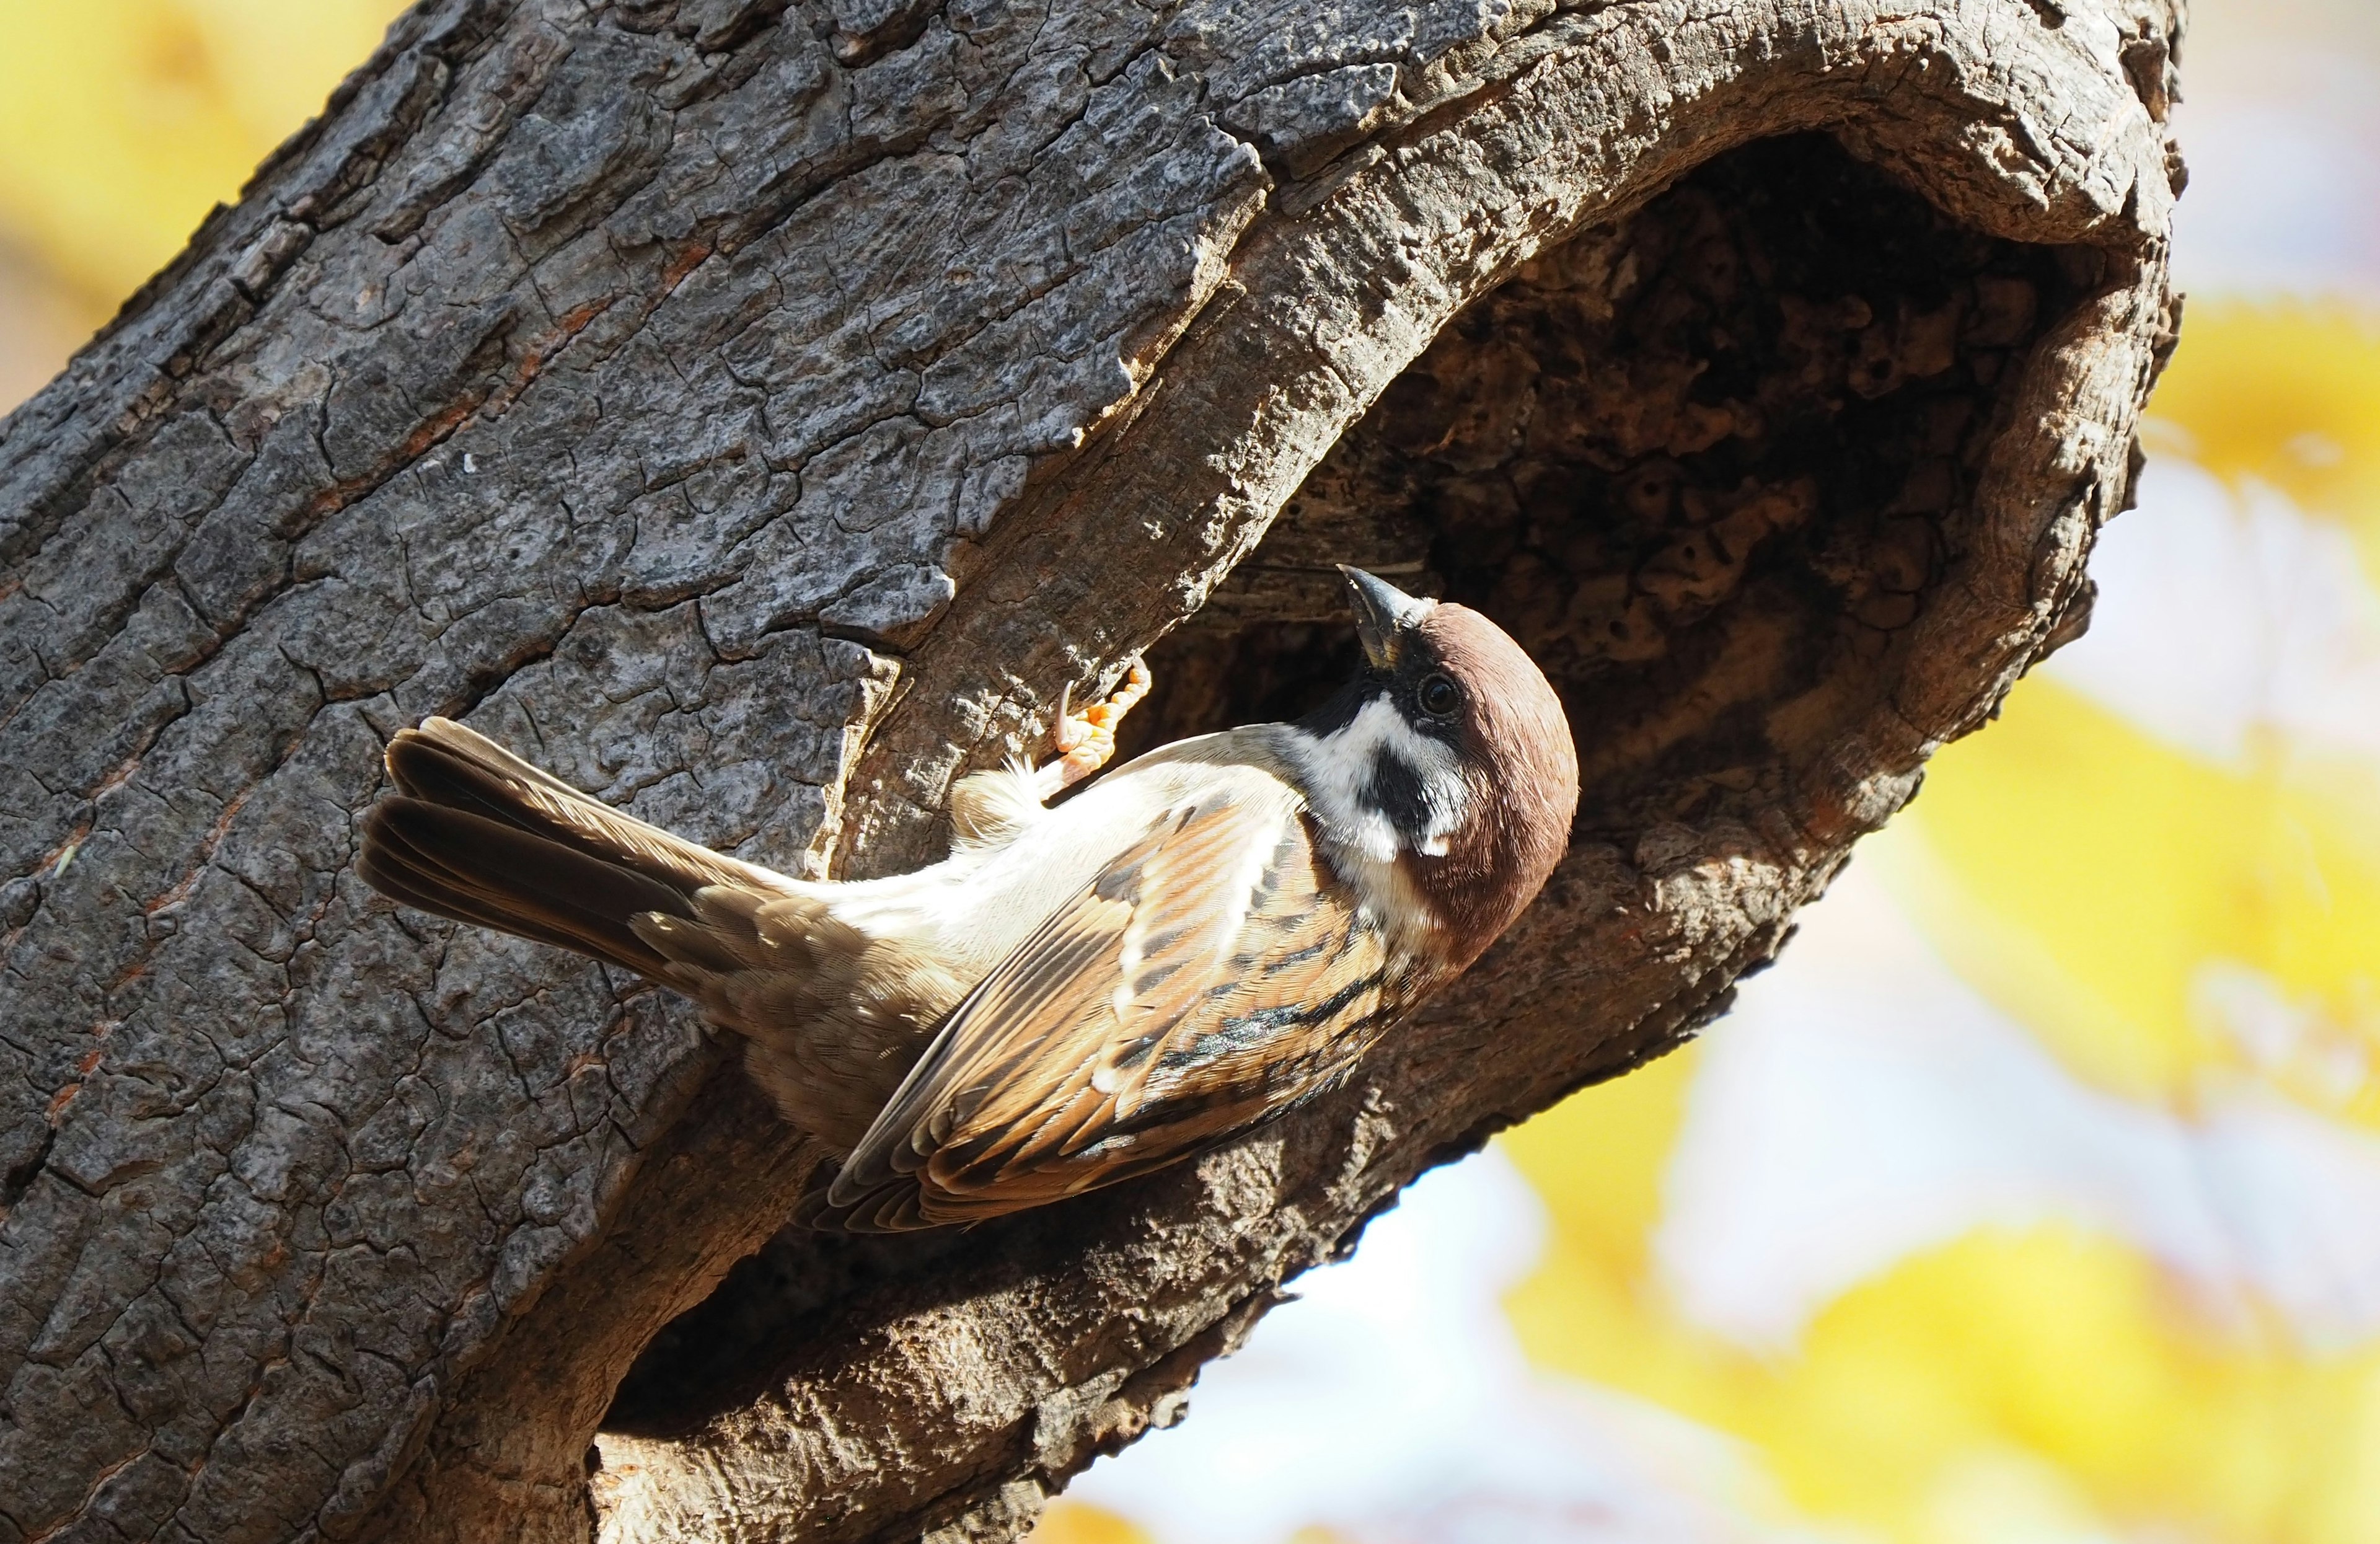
(825, 767, 1397, 1229)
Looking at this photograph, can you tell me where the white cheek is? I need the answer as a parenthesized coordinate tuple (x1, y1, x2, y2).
(1292, 694, 1469, 860)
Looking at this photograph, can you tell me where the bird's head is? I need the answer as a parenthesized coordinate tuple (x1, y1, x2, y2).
(1295, 567, 1580, 968)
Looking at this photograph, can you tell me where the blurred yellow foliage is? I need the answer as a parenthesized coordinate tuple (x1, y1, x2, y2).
(2149, 302, 2380, 571)
(1509, 1167, 2380, 1544)
(1884, 679, 2380, 1119)
(0, 0, 405, 313)
(1503, 299, 2380, 1544)
(1031, 1501, 1160, 1544)
(1501, 1038, 1703, 1285)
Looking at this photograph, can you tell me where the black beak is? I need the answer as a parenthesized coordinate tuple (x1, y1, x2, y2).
(1339, 566, 1433, 671)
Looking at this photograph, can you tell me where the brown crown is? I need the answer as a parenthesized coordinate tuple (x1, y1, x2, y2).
(1403, 602, 1580, 969)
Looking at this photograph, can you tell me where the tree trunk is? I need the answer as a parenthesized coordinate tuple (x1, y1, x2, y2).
(0, 1, 2181, 1540)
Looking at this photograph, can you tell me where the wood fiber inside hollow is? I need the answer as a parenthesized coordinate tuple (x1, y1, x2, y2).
(1118, 134, 2079, 839)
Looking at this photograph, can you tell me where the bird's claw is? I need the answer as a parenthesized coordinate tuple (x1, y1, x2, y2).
(1047, 656, 1151, 793)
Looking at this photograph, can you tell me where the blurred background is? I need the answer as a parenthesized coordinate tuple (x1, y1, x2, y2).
(5, 3, 2376, 1541)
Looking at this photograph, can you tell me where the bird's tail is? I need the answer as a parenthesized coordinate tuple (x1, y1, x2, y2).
(357, 718, 797, 982)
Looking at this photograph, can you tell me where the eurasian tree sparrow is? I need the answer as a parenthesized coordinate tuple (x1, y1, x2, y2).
(359, 568, 1578, 1229)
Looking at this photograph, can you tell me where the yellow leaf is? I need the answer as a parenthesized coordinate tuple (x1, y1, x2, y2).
(1026, 1500, 1160, 1544)
(2148, 302, 2380, 578)
(1882, 677, 2380, 1119)
(0, 1, 407, 310)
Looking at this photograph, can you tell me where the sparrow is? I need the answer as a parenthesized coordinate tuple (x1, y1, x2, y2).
(358, 568, 1579, 1230)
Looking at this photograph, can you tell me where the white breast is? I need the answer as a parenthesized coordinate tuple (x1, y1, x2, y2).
(805, 755, 1267, 982)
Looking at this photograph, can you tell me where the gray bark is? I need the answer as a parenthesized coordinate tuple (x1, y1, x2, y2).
(0, 1, 2181, 1541)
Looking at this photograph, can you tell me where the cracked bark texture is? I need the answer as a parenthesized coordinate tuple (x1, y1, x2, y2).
(0, 1, 2182, 1540)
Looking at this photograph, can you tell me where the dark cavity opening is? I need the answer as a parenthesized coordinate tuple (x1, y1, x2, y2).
(599, 131, 2083, 1439)
(1116, 133, 2082, 839)
(604, 1220, 982, 1437)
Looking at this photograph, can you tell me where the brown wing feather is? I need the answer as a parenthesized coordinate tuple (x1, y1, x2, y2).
(820, 774, 1401, 1230)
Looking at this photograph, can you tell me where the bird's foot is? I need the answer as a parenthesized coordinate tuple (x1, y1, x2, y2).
(1040, 656, 1152, 796)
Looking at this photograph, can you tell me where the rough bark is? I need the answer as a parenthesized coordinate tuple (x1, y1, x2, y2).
(0, 1, 2181, 1540)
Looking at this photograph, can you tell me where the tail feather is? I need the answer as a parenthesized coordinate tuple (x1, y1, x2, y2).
(358, 717, 951, 1162)
(357, 718, 795, 981)
(359, 798, 695, 977)
(381, 718, 785, 899)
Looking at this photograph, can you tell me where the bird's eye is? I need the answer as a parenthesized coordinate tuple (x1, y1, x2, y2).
(1416, 673, 1461, 718)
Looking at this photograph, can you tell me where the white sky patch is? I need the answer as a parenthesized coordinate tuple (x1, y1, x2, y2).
(1067, 1152, 1838, 1544)
(2169, 27, 2380, 301)
(1655, 862, 2380, 1353)
(2041, 457, 2380, 768)
(2195, 961, 2372, 1108)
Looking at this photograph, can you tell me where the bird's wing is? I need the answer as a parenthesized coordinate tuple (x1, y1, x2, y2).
(822, 766, 1398, 1230)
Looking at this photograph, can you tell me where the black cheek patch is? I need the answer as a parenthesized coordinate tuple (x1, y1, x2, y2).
(1368, 749, 1435, 844)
